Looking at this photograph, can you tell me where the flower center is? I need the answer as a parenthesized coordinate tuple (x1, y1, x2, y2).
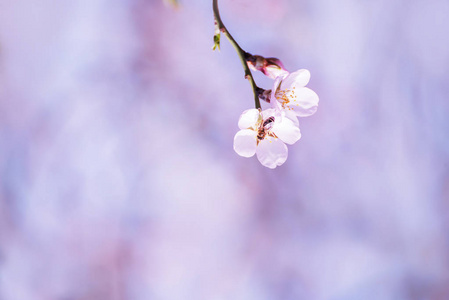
(275, 86, 297, 110)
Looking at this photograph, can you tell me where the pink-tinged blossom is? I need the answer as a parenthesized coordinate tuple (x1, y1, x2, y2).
(247, 55, 289, 79)
(271, 69, 319, 117)
(233, 108, 301, 169)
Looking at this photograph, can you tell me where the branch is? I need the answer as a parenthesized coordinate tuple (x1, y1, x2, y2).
(213, 0, 261, 109)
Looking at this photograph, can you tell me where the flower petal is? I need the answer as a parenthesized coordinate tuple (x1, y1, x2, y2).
(256, 136, 288, 169)
(284, 109, 299, 127)
(261, 108, 276, 120)
(234, 129, 257, 158)
(263, 65, 289, 80)
(271, 116, 301, 145)
(270, 76, 284, 111)
(238, 109, 260, 130)
(281, 69, 310, 89)
(288, 87, 319, 117)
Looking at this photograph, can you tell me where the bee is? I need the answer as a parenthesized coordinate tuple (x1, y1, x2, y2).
(257, 116, 275, 141)
(262, 116, 275, 127)
(257, 129, 266, 141)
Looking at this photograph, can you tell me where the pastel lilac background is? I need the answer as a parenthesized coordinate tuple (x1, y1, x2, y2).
(1, 0, 449, 299)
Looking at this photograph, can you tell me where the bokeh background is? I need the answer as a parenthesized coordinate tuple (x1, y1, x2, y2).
(1, 0, 449, 299)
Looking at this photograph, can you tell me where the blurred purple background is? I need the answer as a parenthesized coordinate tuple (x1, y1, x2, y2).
(1, 0, 449, 299)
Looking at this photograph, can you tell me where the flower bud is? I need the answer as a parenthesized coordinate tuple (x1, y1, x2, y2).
(246, 55, 266, 72)
(258, 89, 272, 103)
(246, 55, 289, 79)
(264, 57, 289, 79)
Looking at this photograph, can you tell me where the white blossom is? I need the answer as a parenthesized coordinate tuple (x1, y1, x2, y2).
(233, 108, 301, 169)
(271, 69, 319, 117)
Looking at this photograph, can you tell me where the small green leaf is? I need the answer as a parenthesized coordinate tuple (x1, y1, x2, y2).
(212, 19, 221, 51)
(212, 33, 221, 51)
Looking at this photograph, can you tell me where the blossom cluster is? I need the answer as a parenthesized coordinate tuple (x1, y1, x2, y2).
(234, 58, 319, 169)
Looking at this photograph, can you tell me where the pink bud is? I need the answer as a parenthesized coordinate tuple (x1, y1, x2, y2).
(263, 57, 289, 79)
(246, 55, 266, 73)
(246, 55, 289, 79)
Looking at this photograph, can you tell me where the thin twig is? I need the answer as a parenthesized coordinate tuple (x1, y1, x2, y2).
(213, 0, 261, 109)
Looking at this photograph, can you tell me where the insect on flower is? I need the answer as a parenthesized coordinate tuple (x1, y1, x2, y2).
(233, 109, 301, 169)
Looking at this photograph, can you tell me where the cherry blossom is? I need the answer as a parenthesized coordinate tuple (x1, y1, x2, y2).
(233, 108, 301, 169)
(271, 69, 319, 117)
